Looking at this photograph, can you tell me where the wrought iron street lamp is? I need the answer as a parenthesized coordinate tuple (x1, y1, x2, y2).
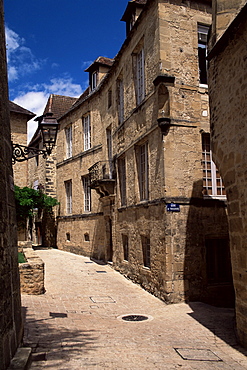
(12, 112, 58, 164)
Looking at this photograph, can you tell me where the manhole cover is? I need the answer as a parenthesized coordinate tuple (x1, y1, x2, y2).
(122, 315, 149, 321)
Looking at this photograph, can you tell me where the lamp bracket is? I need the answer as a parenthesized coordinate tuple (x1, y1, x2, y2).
(12, 143, 47, 164)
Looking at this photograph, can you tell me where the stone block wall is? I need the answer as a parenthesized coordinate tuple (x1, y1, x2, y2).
(208, 2, 247, 347)
(10, 112, 28, 188)
(0, 1, 23, 368)
(55, 0, 231, 308)
(19, 248, 45, 295)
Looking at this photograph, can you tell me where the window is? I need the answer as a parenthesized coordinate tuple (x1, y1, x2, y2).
(141, 236, 150, 268)
(82, 176, 91, 212)
(91, 71, 98, 90)
(33, 180, 39, 190)
(108, 89, 112, 109)
(117, 79, 124, 124)
(66, 232, 70, 241)
(84, 233, 90, 242)
(83, 114, 91, 151)
(136, 48, 145, 104)
(65, 125, 72, 158)
(118, 156, 126, 206)
(202, 133, 225, 197)
(198, 24, 209, 85)
(206, 239, 233, 285)
(138, 142, 149, 201)
(35, 154, 39, 166)
(122, 234, 129, 261)
(106, 128, 113, 179)
(65, 180, 72, 214)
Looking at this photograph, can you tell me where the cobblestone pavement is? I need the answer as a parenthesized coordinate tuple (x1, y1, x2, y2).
(22, 249, 247, 369)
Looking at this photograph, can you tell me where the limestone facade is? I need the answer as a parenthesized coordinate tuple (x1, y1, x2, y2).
(208, 0, 247, 347)
(0, 1, 23, 368)
(10, 101, 35, 188)
(56, 0, 232, 306)
(27, 95, 76, 247)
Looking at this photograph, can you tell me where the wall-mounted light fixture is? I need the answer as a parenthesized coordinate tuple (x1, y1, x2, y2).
(12, 112, 58, 164)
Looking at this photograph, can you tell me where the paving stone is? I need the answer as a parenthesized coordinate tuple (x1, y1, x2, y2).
(22, 249, 247, 369)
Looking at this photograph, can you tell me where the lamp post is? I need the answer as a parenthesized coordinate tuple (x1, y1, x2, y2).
(12, 112, 58, 164)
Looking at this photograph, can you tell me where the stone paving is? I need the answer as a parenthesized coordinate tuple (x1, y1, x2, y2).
(21, 249, 247, 369)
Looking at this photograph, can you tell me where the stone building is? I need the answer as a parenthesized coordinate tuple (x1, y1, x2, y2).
(56, 0, 232, 306)
(0, 0, 23, 367)
(28, 94, 76, 246)
(208, 0, 247, 347)
(9, 100, 35, 187)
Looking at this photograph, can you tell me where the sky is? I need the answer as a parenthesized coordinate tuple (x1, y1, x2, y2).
(4, 0, 128, 141)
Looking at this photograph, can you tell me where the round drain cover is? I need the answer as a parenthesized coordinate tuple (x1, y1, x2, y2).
(121, 314, 149, 322)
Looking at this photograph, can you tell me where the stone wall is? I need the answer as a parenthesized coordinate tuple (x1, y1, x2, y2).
(10, 112, 28, 188)
(208, 1, 247, 348)
(19, 248, 45, 295)
(27, 147, 58, 247)
(0, 1, 23, 368)
(55, 0, 230, 307)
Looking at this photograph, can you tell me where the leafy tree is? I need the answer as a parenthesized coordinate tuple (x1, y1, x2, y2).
(14, 185, 59, 226)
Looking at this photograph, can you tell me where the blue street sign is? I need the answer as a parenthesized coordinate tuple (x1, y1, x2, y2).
(166, 203, 180, 212)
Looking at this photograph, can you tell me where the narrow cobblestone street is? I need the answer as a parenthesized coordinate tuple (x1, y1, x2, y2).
(22, 249, 247, 369)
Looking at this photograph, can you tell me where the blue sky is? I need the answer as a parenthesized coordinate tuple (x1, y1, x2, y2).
(4, 0, 128, 140)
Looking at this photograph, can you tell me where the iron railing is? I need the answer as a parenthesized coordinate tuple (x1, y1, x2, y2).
(88, 161, 115, 185)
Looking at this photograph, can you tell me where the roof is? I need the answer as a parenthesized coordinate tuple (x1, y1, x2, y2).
(9, 101, 35, 118)
(85, 57, 114, 72)
(121, 0, 147, 22)
(43, 94, 77, 119)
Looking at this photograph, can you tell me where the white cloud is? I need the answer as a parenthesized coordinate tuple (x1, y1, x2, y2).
(5, 26, 43, 81)
(81, 60, 93, 69)
(13, 77, 83, 142)
(43, 78, 83, 97)
(14, 91, 49, 142)
(5, 27, 22, 53)
(8, 66, 18, 81)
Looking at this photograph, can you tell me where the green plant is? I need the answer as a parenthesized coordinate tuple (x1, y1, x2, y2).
(14, 185, 59, 226)
(18, 252, 26, 264)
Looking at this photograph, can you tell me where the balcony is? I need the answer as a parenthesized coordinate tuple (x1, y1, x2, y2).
(89, 161, 116, 197)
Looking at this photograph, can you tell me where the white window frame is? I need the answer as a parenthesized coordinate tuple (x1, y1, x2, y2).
(65, 180, 72, 214)
(83, 176, 91, 212)
(139, 142, 149, 201)
(202, 134, 225, 198)
(65, 125, 72, 158)
(136, 48, 145, 105)
(117, 79, 124, 124)
(83, 114, 91, 151)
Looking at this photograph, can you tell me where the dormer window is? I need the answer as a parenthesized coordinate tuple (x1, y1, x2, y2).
(121, 0, 146, 36)
(85, 57, 114, 92)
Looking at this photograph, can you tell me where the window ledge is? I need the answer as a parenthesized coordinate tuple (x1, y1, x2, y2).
(203, 195, 227, 201)
(142, 266, 151, 271)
